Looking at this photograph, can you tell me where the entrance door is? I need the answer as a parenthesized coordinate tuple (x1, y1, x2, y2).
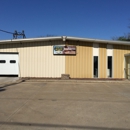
(125, 56, 130, 79)
(0, 53, 19, 76)
(93, 56, 98, 78)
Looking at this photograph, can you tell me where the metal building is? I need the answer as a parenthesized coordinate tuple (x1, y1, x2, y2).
(0, 36, 130, 79)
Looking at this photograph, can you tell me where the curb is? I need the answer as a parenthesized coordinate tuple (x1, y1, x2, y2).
(23, 79, 130, 83)
(0, 78, 129, 88)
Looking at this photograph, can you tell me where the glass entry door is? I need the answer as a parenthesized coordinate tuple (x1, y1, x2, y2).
(107, 56, 112, 78)
(94, 56, 98, 78)
(125, 56, 130, 79)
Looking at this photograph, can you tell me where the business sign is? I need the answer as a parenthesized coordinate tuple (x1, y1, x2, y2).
(53, 45, 76, 55)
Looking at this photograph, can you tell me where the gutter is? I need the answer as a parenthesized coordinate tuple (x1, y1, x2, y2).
(66, 36, 130, 46)
(0, 36, 62, 44)
(0, 36, 130, 46)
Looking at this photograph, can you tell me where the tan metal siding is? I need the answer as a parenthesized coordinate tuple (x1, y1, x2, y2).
(0, 41, 65, 77)
(113, 45, 130, 78)
(99, 44, 107, 78)
(1, 40, 130, 79)
(65, 41, 93, 78)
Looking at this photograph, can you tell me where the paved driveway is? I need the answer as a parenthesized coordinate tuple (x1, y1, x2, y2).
(0, 80, 130, 130)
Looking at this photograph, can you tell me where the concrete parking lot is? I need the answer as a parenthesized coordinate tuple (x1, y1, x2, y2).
(0, 80, 130, 130)
(0, 77, 19, 86)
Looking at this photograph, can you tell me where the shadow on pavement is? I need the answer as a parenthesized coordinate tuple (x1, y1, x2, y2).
(0, 122, 129, 130)
(0, 88, 6, 92)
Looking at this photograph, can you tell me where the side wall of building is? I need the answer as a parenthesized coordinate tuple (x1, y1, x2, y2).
(65, 41, 130, 79)
(99, 44, 107, 78)
(65, 41, 93, 78)
(0, 40, 130, 78)
(0, 41, 65, 77)
(113, 45, 130, 78)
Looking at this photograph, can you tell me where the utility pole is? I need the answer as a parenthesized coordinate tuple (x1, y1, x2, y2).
(13, 30, 26, 39)
(0, 29, 26, 39)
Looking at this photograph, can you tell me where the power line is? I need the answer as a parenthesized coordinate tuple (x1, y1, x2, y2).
(0, 29, 14, 34)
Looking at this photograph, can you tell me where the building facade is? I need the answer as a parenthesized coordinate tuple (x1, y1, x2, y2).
(0, 36, 130, 79)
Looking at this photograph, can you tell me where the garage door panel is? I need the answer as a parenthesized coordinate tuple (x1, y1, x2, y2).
(0, 54, 19, 75)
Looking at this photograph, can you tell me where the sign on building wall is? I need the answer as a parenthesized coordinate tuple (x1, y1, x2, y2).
(53, 45, 76, 55)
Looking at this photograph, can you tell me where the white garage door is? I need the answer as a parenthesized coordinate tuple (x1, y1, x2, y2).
(0, 53, 19, 75)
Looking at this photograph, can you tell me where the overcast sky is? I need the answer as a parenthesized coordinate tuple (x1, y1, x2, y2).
(0, 0, 130, 40)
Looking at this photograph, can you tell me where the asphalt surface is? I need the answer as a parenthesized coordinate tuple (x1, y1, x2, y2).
(0, 80, 130, 130)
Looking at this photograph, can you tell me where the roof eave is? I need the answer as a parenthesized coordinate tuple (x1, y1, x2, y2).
(0, 36, 62, 44)
(66, 36, 130, 46)
(0, 36, 130, 46)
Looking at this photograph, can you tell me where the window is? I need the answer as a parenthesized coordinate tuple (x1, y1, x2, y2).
(107, 56, 112, 77)
(93, 56, 98, 78)
(10, 60, 16, 63)
(0, 60, 6, 63)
